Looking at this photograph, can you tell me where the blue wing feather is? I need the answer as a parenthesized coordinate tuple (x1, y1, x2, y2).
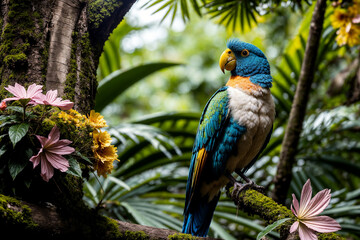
(183, 87, 246, 237)
(184, 87, 230, 214)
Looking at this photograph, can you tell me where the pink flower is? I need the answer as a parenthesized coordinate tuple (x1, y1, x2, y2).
(36, 89, 74, 110)
(290, 179, 341, 240)
(30, 126, 75, 182)
(3, 83, 43, 105)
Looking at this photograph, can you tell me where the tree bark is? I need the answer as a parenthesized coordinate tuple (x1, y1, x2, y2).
(0, 0, 136, 113)
(271, 0, 327, 204)
(0, 0, 139, 238)
(0, 194, 220, 240)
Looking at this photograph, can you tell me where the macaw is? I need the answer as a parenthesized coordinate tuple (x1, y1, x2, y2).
(182, 39, 275, 237)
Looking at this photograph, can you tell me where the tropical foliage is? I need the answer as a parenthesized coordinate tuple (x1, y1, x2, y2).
(84, 0, 360, 239)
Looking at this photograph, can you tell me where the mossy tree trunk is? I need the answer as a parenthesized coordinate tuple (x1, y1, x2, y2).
(0, 0, 135, 113)
(0, 0, 139, 238)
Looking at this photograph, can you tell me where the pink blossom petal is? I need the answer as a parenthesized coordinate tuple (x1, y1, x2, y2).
(40, 89, 74, 110)
(298, 223, 317, 240)
(48, 125, 60, 143)
(47, 145, 75, 155)
(5, 83, 26, 97)
(290, 221, 299, 233)
(35, 135, 50, 148)
(302, 216, 341, 233)
(292, 193, 299, 216)
(40, 155, 54, 182)
(26, 83, 43, 98)
(2, 97, 21, 102)
(44, 152, 69, 172)
(30, 149, 42, 168)
(55, 100, 74, 110)
(31, 125, 74, 181)
(47, 90, 58, 102)
(302, 189, 331, 218)
(32, 93, 45, 104)
(299, 179, 312, 217)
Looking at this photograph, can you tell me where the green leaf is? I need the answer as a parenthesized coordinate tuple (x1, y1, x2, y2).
(95, 62, 181, 112)
(108, 176, 131, 191)
(75, 151, 93, 164)
(0, 114, 19, 128)
(8, 148, 32, 180)
(6, 106, 24, 113)
(66, 157, 82, 178)
(0, 145, 7, 158)
(8, 123, 29, 147)
(256, 218, 291, 240)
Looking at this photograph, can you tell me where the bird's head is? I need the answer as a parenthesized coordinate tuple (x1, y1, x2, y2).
(219, 39, 272, 88)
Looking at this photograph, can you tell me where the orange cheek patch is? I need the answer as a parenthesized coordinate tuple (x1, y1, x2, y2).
(226, 76, 261, 93)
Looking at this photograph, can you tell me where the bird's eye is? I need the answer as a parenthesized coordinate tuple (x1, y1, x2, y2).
(241, 49, 249, 57)
(228, 50, 232, 54)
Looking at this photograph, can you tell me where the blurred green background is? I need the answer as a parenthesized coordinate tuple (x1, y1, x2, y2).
(85, 1, 360, 239)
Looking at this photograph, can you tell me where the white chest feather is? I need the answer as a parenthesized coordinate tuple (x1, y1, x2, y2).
(200, 87, 275, 201)
(226, 87, 275, 171)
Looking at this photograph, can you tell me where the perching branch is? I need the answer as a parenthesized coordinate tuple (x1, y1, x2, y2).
(271, 0, 327, 204)
(226, 188, 344, 240)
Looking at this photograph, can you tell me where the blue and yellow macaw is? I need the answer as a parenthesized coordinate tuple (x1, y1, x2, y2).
(182, 39, 275, 237)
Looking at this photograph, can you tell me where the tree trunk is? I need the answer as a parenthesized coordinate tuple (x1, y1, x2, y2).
(271, 0, 327, 204)
(0, 0, 135, 114)
(0, 0, 138, 238)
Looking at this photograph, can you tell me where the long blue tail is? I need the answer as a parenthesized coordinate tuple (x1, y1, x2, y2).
(182, 194, 220, 237)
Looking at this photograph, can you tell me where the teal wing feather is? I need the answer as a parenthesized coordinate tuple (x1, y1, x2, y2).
(182, 86, 246, 236)
(184, 86, 246, 213)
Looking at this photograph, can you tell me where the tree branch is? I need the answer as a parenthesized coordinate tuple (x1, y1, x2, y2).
(0, 194, 219, 240)
(87, 0, 137, 60)
(271, 0, 327, 204)
(226, 188, 344, 240)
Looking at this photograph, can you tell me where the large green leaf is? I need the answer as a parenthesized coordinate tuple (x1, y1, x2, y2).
(95, 62, 181, 112)
(8, 123, 29, 147)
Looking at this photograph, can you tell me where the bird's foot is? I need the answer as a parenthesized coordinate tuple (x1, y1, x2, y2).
(230, 180, 265, 201)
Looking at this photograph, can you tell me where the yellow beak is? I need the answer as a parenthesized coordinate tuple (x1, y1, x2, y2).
(219, 48, 236, 73)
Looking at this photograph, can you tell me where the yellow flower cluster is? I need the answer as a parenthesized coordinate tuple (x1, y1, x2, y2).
(330, 1, 360, 47)
(88, 110, 118, 178)
(88, 110, 108, 129)
(92, 130, 118, 177)
(57, 109, 118, 177)
(58, 109, 89, 128)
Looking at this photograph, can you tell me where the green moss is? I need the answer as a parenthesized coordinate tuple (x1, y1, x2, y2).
(64, 32, 97, 112)
(230, 188, 295, 238)
(88, 0, 124, 29)
(4, 52, 27, 67)
(168, 233, 199, 240)
(0, 194, 38, 231)
(234, 189, 293, 221)
(0, 0, 43, 83)
(318, 232, 345, 240)
(122, 230, 149, 240)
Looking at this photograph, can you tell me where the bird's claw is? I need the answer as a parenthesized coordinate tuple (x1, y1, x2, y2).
(230, 181, 265, 201)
